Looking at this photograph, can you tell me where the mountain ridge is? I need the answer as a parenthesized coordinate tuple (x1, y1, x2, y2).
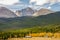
(15, 7, 54, 17)
(0, 7, 17, 18)
(33, 8, 54, 16)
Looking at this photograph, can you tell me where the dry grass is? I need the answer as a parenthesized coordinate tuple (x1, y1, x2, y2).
(8, 37, 60, 40)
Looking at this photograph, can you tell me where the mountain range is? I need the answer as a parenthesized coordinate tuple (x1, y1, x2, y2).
(16, 7, 35, 16)
(33, 8, 53, 16)
(15, 7, 54, 17)
(0, 7, 17, 18)
(0, 6, 54, 18)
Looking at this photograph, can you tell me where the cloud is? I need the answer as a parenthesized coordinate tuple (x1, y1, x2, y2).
(30, 0, 60, 5)
(0, 0, 60, 5)
(0, 0, 19, 5)
(48, 6, 51, 9)
(30, 0, 49, 5)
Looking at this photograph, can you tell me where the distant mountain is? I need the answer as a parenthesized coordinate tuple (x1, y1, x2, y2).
(15, 8, 54, 17)
(0, 7, 17, 18)
(15, 7, 35, 16)
(33, 8, 53, 16)
(21, 7, 34, 16)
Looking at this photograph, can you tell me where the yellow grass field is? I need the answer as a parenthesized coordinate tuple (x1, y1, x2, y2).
(8, 37, 60, 40)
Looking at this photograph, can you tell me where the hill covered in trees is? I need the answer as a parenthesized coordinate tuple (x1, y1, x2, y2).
(0, 11, 60, 31)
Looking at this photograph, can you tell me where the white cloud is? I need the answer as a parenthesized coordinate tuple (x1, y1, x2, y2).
(30, 0, 49, 5)
(0, 0, 19, 5)
(49, 0, 57, 5)
(48, 6, 51, 9)
(30, 0, 60, 5)
(30, 0, 36, 3)
(36, 0, 48, 5)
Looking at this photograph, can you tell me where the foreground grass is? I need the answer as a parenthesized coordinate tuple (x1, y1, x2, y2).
(8, 37, 60, 40)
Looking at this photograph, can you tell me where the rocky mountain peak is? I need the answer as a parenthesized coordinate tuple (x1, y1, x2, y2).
(0, 7, 17, 18)
(33, 8, 54, 16)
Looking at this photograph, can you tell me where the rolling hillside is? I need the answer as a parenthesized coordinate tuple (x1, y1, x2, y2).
(0, 11, 60, 31)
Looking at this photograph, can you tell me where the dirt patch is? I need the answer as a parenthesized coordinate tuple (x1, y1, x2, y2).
(8, 37, 60, 40)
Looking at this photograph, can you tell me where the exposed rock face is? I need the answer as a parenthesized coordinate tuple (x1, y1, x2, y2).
(0, 7, 17, 18)
(15, 7, 35, 17)
(21, 7, 34, 16)
(33, 8, 53, 16)
(15, 10, 22, 17)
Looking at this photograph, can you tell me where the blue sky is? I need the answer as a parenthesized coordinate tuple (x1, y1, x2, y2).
(20, 0, 30, 5)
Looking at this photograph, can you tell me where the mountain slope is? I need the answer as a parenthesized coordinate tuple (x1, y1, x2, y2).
(0, 7, 17, 18)
(21, 7, 34, 16)
(33, 8, 53, 16)
(0, 11, 60, 31)
(15, 10, 22, 17)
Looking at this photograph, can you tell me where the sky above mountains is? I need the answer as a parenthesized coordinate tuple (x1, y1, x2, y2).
(0, 0, 60, 11)
(0, 0, 19, 5)
(0, 0, 60, 5)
